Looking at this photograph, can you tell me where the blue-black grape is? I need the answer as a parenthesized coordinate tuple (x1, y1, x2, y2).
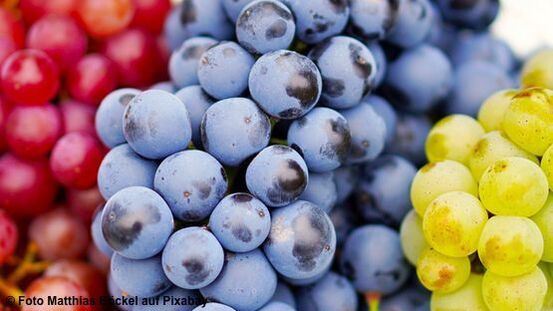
(282, 265, 330, 286)
(436, 0, 499, 30)
(200, 249, 277, 311)
(333, 165, 360, 203)
(263, 200, 336, 279)
(367, 42, 387, 88)
(193, 303, 236, 311)
(174, 85, 215, 148)
(95, 88, 141, 148)
(449, 32, 516, 72)
(299, 171, 338, 213)
(222, 0, 255, 22)
(368, 95, 397, 143)
(123, 90, 192, 160)
(296, 271, 358, 311)
(197, 41, 255, 100)
(267, 281, 296, 308)
(201, 97, 271, 167)
(209, 193, 271, 252)
(150, 81, 177, 93)
(249, 50, 322, 119)
(348, 0, 399, 40)
(162, 227, 225, 289)
(329, 202, 360, 246)
(246, 145, 308, 207)
(111, 253, 172, 297)
(169, 37, 218, 89)
(287, 107, 351, 172)
(101, 186, 174, 259)
(134, 287, 203, 311)
(258, 302, 295, 311)
(380, 287, 430, 311)
(154, 150, 228, 222)
(91, 206, 113, 257)
(386, 0, 433, 48)
(386, 113, 432, 166)
(236, 0, 296, 54)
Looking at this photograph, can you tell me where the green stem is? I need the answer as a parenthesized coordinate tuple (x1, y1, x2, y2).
(270, 138, 288, 145)
(366, 292, 381, 311)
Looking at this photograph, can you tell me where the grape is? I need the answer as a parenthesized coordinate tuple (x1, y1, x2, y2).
(67, 187, 104, 223)
(282, 265, 330, 286)
(0, 8, 25, 48)
(200, 249, 277, 311)
(387, 113, 432, 165)
(380, 287, 430, 311)
(19, 0, 78, 23)
(95, 88, 141, 148)
(0, 209, 17, 264)
(77, 0, 134, 38)
(175, 85, 215, 148)
(209, 193, 271, 252)
(50, 132, 106, 189)
(416, 248, 470, 293)
(387, 0, 433, 48)
(59, 100, 97, 135)
(169, 37, 218, 89)
(355, 155, 417, 225)
(446, 61, 513, 116)
(425, 115, 484, 165)
(102, 186, 173, 259)
(340, 225, 409, 294)
(193, 303, 236, 311)
(423, 191, 488, 257)
(111, 253, 172, 297)
(267, 281, 296, 308)
(542, 145, 553, 191)
(329, 202, 360, 246)
(540, 262, 553, 309)
(435, 0, 499, 30)
(1, 49, 59, 105)
(410, 160, 478, 216)
(45, 260, 107, 300)
(222, 0, 255, 22)
(521, 49, 553, 89)
(469, 131, 538, 181)
(0, 38, 16, 70)
(258, 302, 295, 311)
(367, 95, 396, 143)
(450, 32, 516, 72)
(285, 0, 349, 44)
(481, 267, 547, 311)
(29, 209, 90, 260)
(91, 207, 113, 257)
(88, 244, 110, 274)
(308, 36, 376, 109)
(348, 0, 398, 40)
(236, 0, 296, 54)
(430, 274, 487, 311)
(339, 102, 386, 164)
(134, 286, 203, 311)
(531, 195, 553, 262)
(287, 107, 351, 172)
(162, 227, 224, 289)
(201, 97, 270, 166)
(150, 81, 176, 93)
(299, 171, 337, 213)
(333, 165, 359, 203)
(67, 54, 118, 106)
(478, 216, 543, 277)
(296, 272, 358, 311)
(249, 50, 322, 119)
(23, 276, 91, 311)
(5, 104, 62, 159)
(264, 200, 336, 279)
(130, 0, 172, 34)
(155, 150, 228, 221)
(400, 210, 428, 266)
(503, 87, 553, 156)
(479, 157, 548, 217)
(246, 145, 308, 207)
(122, 90, 191, 159)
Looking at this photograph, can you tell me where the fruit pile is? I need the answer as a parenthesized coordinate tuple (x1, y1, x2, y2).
(402, 50, 553, 311)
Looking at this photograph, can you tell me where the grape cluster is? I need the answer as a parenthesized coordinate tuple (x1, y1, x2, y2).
(402, 51, 553, 311)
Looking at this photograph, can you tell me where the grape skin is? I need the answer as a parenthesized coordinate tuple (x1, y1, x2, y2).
(531, 194, 553, 262)
(477, 89, 517, 132)
(541, 144, 553, 191)
(430, 274, 488, 311)
(400, 210, 429, 265)
(416, 248, 470, 293)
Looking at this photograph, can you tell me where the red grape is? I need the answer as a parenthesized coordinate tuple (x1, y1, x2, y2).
(0, 8, 25, 48)
(59, 100, 96, 134)
(131, 0, 171, 34)
(23, 276, 91, 311)
(87, 244, 110, 275)
(66, 187, 104, 224)
(102, 28, 163, 87)
(0, 37, 17, 67)
(1, 49, 60, 105)
(29, 208, 90, 261)
(45, 260, 107, 299)
(0, 96, 13, 152)
(0, 209, 18, 264)
(5, 104, 63, 159)
(66, 54, 118, 106)
(0, 154, 58, 218)
(26, 15, 87, 72)
(77, 0, 135, 38)
(20, 0, 79, 24)
(50, 132, 106, 189)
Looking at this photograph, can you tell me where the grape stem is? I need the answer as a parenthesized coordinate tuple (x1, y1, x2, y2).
(270, 138, 287, 145)
(7, 243, 50, 284)
(365, 292, 381, 311)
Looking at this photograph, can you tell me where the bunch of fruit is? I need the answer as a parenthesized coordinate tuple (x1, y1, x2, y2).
(401, 50, 553, 311)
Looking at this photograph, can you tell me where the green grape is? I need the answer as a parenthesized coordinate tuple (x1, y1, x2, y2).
(477, 89, 518, 132)
(411, 160, 478, 216)
(521, 49, 553, 90)
(469, 131, 538, 181)
(482, 267, 547, 311)
(479, 157, 548, 217)
(477, 216, 543, 277)
(531, 194, 553, 262)
(430, 274, 488, 311)
(423, 191, 487, 258)
(425, 114, 485, 165)
(502, 87, 553, 156)
(541, 144, 553, 191)
(539, 262, 553, 309)
(400, 209, 429, 265)
(416, 248, 471, 293)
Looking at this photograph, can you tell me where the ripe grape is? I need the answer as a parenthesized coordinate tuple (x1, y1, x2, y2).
(541, 261, 553, 309)
(380, 287, 430, 311)
(400, 210, 428, 265)
(130, 0, 171, 34)
(90, 207, 113, 257)
(367, 95, 396, 142)
(410, 160, 477, 216)
(479, 157, 548, 217)
(425, 114, 484, 165)
(348, 0, 398, 40)
(23, 276, 91, 311)
(478, 216, 543, 277)
(333, 165, 359, 204)
(295, 272, 358, 311)
(0, 209, 17, 264)
(477, 89, 517, 132)
(531, 194, 553, 262)
(95, 88, 141, 148)
(66, 187, 104, 223)
(521, 49, 553, 89)
(258, 302, 294, 311)
(20, 0, 78, 24)
(45, 260, 107, 299)
(299, 171, 338, 213)
(175, 85, 215, 148)
(111, 253, 172, 297)
(503, 87, 553, 156)
(541, 143, 553, 191)
(0, 8, 25, 48)
(450, 32, 516, 72)
(436, 0, 499, 30)
(193, 303, 235, 311)
(169, 37, 218, 89)
(66, 54, 118, 105)
(59, 100, 97, 135)
(416, 248, 470, 293)
(268, 282, 296, 308)
(469, 131, 538, 181)
(481, 267, 547, 311)
(77, 0, 135, 38)
(388, 113, 432, 165)
(430, 274, 488, 311)
(386, 0, 433, 48)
